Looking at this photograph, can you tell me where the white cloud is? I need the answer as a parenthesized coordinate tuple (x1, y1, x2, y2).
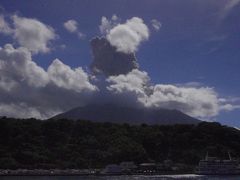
(220, 0, 240, 20)
(99, 15, 120, 35)
(0, 103, 42, 119)
(77, 32, 86, 39)
(0, 43, 97, 119)
(12, 15, 56, 54)
(107, 69, 149, 100)
(0, 103, 58, 119)
(63, 19, 86, 39)
(220, 104, 240, 111)
(106, 69, 237, 119)
(0, 15, 13, 34)
(219, 97, 240, 111)
(176, 81, 203, 88)
(64, 19, 78, 33)
(48, 59, 97, 93)
(59, 44, 66, 50)
(106, 17, 149, 53)
(0, 44, 49, 88)
(147, 85, 219, 118)
(0, 76, 18, 92)
(151, 19, 161, 31)
(99, 16, 112, 34)
(0, 15, 56, 54)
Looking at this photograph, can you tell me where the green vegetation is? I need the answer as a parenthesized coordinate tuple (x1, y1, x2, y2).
(0, 117, 240, 169)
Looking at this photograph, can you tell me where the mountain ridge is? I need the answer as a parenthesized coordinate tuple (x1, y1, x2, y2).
(52, 104, 201, 125)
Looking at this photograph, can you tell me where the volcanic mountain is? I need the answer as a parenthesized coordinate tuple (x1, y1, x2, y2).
(52, 104, 201, 125)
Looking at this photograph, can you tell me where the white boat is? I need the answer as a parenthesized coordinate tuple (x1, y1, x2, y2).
(196, 152, 240, 175)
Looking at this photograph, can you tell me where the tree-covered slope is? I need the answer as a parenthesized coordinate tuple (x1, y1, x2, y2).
(0, 117, 240, 169)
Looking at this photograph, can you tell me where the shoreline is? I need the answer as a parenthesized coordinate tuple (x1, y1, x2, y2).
(0, 169, 194, 176)
(2, 170, 240, 177)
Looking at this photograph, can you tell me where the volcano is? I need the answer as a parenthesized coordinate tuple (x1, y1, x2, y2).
(52, 104, 201, 125)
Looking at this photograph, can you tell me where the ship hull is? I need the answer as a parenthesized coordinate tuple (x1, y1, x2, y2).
(195, 170, 240, 175)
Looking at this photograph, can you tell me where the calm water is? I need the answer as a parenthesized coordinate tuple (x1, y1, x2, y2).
(1, 175, 240, 180)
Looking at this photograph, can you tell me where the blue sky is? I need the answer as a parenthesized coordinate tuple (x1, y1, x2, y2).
(0, 0, 240, 126)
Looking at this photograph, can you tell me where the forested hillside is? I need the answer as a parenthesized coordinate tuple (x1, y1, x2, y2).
(0, 117, 240, 169)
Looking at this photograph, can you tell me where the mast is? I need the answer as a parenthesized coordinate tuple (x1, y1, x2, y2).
(205, 152, 209, 160)
(228, 151, 232, 160)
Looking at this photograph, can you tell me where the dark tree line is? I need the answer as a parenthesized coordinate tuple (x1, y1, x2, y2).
(0, 117, 240, 169)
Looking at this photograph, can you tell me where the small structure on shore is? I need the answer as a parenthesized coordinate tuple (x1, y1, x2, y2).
(139, 163, 157, 173)
(101, 164, 122, 174)
(120, 161, 137, 173)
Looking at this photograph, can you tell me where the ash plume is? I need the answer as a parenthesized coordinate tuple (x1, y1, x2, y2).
(90, 37, 139, 76)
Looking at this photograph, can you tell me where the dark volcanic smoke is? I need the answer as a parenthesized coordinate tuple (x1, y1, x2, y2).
(90, 37, 139, 76)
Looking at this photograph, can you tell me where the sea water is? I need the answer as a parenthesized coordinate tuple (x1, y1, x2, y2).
(1, 175, 240, 180)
